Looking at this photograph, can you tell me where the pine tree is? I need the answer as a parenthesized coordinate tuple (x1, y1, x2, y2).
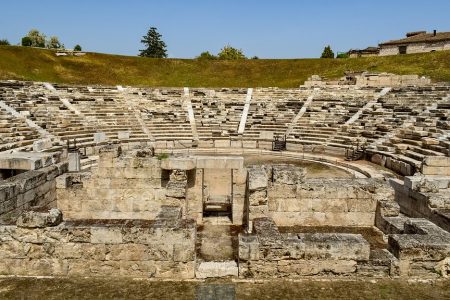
(139, 27, 167, 58)
(321, 45, 335, 58)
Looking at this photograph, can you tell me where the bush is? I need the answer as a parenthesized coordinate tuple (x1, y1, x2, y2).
(251, 56, 259, 59)
(74, 44, 82, 51)
(196, 51, 217, 60)
(218, 45, 246, 60)
(336, 52, 349, 59)
(157, 153, 169, 160)
(0, 39, 10, 46)
(26, 29, 46, 48)
(47, 36, 62, 49)
(21, 37, 32, 47)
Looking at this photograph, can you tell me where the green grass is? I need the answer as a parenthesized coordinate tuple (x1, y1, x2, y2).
(1, 45, 450, 87)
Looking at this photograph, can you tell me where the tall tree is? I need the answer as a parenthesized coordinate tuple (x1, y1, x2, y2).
(139, 27, 167, 58)
(321, 45, 335, 58)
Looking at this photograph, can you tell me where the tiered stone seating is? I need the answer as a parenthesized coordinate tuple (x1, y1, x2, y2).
(359, 86, 450, 167)
(0, 84, 96, 148)
(330, 87, 448, 152)
(0, 106, 41, 151)
(65, 90, 149, 144)
(1, 81, 449, 171)
(191, 88, 246, 139)
(244, 88, 308, 139)
(290, 88, 374, 145)
(136, 89, 193, 141)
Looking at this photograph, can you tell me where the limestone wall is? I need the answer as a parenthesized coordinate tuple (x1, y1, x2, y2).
(0, 210, 196, 278)
(56, 147, 185, 220)
(390, 176, 450, 232)
(355, 73, 431, 87)
(0, 162, 68, 223)
(388, 219, 450, 277)
(247, 165, 394, 227)
(238, 217, 398, 278)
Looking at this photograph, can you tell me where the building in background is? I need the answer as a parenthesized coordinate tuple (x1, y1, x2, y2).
(379, 30, 450, 56)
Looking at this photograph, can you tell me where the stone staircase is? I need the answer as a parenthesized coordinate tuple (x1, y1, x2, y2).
(195, 223, 239, 278)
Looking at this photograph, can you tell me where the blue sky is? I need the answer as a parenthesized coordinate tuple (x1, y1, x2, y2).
(1, 0, 449, 58)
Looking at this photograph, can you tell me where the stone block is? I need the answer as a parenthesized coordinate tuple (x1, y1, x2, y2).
(238, 234, 260, 261)
(117, 131, 130, 140)
(214, 140, 230, 148)
(16, 208, 62, 228)
(32, 138, 53, 152)
(90, 227, 123, 244)
(94, 132, 107, 143)
(277, 260, 357, 275)
(196, 156, 243, 169)
(196, 261, 238, 279)
(68, 152, 81, 172)
(259, 131, 274, 140)
(243, 140, 257, 149)
(301, 233, 370, 260)
(248, 167, 268, 191)
(161, 157, 196, 170)
(421, 165, 450, 176)
(423, 156, 450, 167)
(272, 165, 306, 185)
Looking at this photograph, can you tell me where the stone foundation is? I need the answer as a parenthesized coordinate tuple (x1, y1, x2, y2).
(0, 155, 67, 223)
(247, 165, 394, 226)
(0, 207, 196, 278)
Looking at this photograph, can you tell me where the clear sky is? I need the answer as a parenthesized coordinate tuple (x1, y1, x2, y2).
(1, 0, 449, 58)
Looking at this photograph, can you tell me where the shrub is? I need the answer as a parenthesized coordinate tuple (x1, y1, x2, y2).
(74, 44, 82, 51)
(47, 36, 62, 49)
(21, 37, 32, 47)
(26, 29, 46, 48)
(251, 56, 259, 59)
(0, 39, 10, 46)
(196, 51, 217, 60)
(336, 52, 349, 59)
(218, 45, 246, 60)
(157, 153, 169, 160)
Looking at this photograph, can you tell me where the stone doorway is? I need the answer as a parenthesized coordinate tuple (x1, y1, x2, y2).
(202, 168, 233, 223)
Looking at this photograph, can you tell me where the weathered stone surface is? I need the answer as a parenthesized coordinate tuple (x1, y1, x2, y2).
(277, 259, 357, 275)
(196, 261, 238, 279)
(238, 234, 260, 261)
(388, 218, 450, 276)
(248, 167, 268, 191)
(161, 157, 196, 170)
(16, 209, 62, 228)
(272, 165, 306, 185)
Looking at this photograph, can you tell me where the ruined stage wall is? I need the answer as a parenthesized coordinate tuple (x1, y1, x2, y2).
(0, 211, 196, 278)
(56, 147, 187, 220)
(247, 165, 394, 227)
(0, 162, 68, 223)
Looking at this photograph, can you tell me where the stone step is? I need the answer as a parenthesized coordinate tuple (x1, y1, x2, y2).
(196, 261, 238, 279)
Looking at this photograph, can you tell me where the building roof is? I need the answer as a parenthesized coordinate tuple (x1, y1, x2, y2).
(348, 47, 380, 54)
(380, 31, 450, 46)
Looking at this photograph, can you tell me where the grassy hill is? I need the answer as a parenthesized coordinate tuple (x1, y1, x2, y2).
(1, 45, 450, 88)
